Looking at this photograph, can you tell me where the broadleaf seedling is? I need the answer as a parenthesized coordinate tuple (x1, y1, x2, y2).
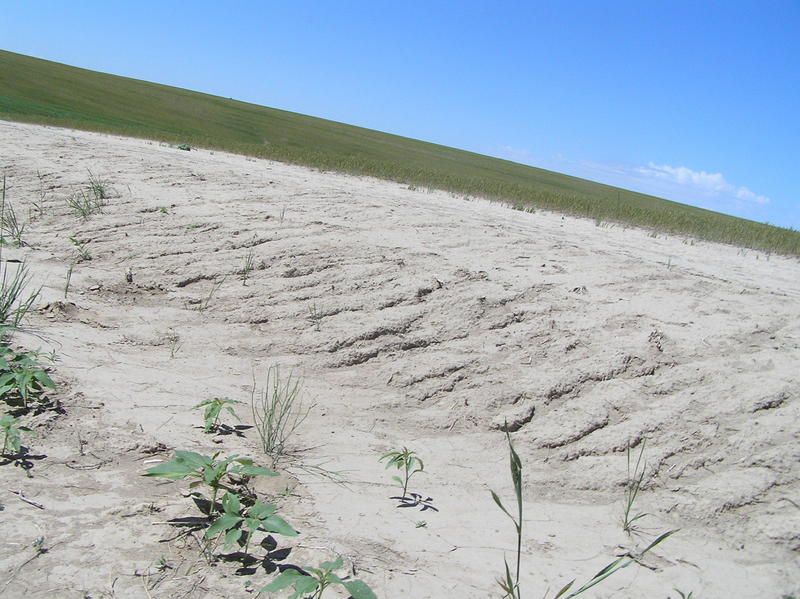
(380, 446, 424, 499)
(193, 396, 243, 433)
(261, 557, 378, 599)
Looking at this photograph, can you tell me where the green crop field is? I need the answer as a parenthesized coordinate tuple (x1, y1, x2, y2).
(1, 49, 798, 254)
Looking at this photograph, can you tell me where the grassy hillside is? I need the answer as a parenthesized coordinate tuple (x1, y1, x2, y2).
(1, 49, 798, 254)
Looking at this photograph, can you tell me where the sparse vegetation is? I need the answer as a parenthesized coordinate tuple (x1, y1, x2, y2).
(0, 260, 40, 335)
(241, 247, 255, 286)
(250, 365, 311, 466)
(491, 430, 677, 599)
(69, 236, 91, 261)
(0, 346, 56, 411)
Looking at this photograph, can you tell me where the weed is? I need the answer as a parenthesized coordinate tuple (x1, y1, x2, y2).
(65, 187, 105, 218)
(241, 247, 255, 286)
(177, 144, 191, 151)
(674, 591, 696, 599)
(622, 439, 649, 534)
(490, 431, 522, 599)
(380, 447, 424, 499)
(250, 365, 311, 466)
(0, 346, 55, 410)
(415, 520, 427, 528)
(261, 556, 377, 599)
(0, 260, 40, 336)
(86, 169, 113, 201)
(0, 198, 27, 247)
(158, 206, 169, 214)
(197, 277, 224, 311)
(204, 490, 297, 553)
(69, 236, 91, 261)
(0, 413, 30, 455)
(307, 302, 323, 331)
(143, 450, 277, 517)
(165, 330, 181, 358)
(491, 430, 677, 599)
(193, 397, 243, 433)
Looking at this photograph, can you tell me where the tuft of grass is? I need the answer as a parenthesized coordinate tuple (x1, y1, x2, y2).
(250, 365, 312, 466)
(0, 260, 40, 337)
(622, 439, 649, 534)
(240, 247, 255, 286)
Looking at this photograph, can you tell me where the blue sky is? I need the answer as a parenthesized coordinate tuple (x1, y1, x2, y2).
(2, 1, 798, 228)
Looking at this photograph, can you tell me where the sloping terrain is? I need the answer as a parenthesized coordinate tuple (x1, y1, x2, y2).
(2, 49, 799, 254)
(0, 121, 798, 598)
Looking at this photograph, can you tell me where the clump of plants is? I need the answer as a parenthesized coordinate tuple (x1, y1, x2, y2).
(0, 346, 55, 411)
(251, 365, 312, 466)
(1, 413, 30, 456)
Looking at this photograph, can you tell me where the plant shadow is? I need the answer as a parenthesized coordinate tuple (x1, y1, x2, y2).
(390, 492, 439, 512)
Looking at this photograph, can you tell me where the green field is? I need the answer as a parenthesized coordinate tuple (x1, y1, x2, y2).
(2, 49, 798, 254)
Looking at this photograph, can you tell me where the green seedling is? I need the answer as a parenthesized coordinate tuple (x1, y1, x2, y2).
(241, 247, 255, 286)
(251, 365, 311, 466)
(69, 236, 92, 261)
(64, 264, 74, 298)
(380, 447, 424, 499)
(675, 591, 696, 599)
(205, 490, 297, 553)
(0, 260, 40, 335)
(307, 302, 323, 331)
(623, 439, 649, 533)
(0, 347, 55, 410)
(490, 430, 523, 599)
(0, 200, 27, 247)
(1, 413, 30, 455)
(143, 450, 276, 516)
(261, 557, 377, 599)
(491, 428, 677, 599)
(193, 397, 243, 433)
(177, 144, 191, 151)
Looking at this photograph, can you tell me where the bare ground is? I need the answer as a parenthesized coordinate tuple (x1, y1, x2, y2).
(0, 120, 798, 599)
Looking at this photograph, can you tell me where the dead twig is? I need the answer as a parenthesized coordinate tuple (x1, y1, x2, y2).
(8, 489, 45, 509)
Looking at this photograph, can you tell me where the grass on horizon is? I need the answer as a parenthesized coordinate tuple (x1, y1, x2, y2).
(1, 49, 798, 255)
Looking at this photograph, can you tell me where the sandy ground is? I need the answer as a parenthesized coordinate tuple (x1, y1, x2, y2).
(0, 120, 798, 599)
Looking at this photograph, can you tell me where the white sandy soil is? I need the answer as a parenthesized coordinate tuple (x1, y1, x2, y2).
(0, 120, 798, 599)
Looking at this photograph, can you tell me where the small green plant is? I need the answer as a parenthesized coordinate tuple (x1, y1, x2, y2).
(674, 591, 696, 599)
(177, 144, 191, 151)
(491, 429, 677, 599)
(0, 347, 55, 410)
(0, 260, 40, 336)
(143, 450, 276, 517)
(1, 413, 30, 455)
(250, 365, 311, 466)
(490, 430, 522, 599)
(241, 247, 255, 286)
(165, 330, 181, 358)
(204, 490, 297, 552)
(622, 439, 649, 534)
(193, 397, 243, 433)
(197, 277, 225, 311)
(380, 447, 424, 499)
(261, 557, 377, 599)
(69, 236, 92, 261)
(307, 302, 323, 331)
(66, 187, 105, 218)
(158, 206, 169, 214)
(86, 169, 112, 201)
(0, 199, 27, 247)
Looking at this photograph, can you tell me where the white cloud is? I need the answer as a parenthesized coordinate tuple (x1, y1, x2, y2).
(635, 163, 769, 205)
